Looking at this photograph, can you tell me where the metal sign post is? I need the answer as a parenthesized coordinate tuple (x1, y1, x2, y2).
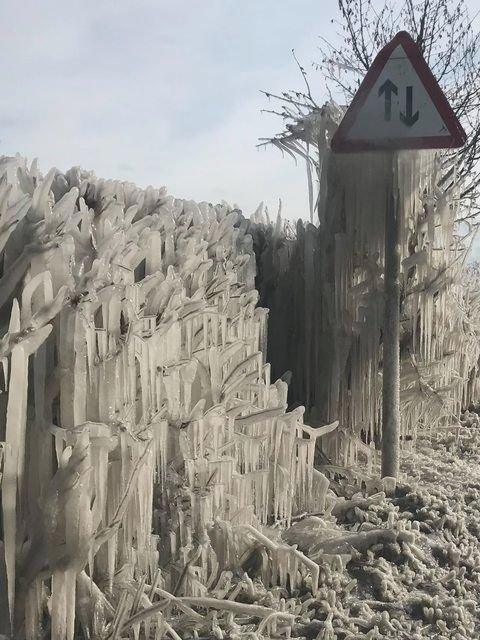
(381, 157, 400, 478)
(330, 31, 467, 479)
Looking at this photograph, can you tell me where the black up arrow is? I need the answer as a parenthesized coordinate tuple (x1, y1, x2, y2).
(378, 79, 398, 121)
(400, 86, 419, 126)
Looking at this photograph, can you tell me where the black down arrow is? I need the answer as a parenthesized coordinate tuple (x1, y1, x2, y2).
(378, 79, 398, 121)
(400, 86, 419, 126)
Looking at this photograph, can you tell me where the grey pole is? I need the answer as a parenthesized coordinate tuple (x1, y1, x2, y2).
(381, 153, 400, 479)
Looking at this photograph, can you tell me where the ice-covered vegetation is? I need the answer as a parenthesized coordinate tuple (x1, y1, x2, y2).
(255, 103, 480, 469)
(1, 139, 479, 640)
(0, 155, 339, 639)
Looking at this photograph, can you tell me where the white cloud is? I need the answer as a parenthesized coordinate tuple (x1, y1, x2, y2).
(0, 0, 337, 220)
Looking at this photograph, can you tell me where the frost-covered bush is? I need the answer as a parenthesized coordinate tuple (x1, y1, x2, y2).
(0, 155, 333, 639)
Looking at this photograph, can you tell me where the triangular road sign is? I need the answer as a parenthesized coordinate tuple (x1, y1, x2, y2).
(331, 31, 467, 152)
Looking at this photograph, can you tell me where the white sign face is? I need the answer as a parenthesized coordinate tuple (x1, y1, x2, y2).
(331, 31, 466, 152)
(347, 45, 449, 140)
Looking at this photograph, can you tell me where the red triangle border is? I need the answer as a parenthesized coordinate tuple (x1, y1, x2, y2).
(331, 31, 467, 152)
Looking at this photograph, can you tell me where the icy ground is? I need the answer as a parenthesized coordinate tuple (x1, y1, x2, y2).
(189, 418, 480, 640)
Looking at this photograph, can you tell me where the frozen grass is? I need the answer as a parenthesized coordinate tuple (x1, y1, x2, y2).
(0, 156, 331, 638)
(0, 154, 479, 639)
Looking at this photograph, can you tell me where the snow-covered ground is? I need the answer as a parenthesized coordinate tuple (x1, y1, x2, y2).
(200, 420, 480, 640)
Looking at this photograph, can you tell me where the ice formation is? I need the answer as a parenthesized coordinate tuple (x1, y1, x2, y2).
(0, 138, 478, 639)
(0, 155, 335, 639)
(255, 103, 480, 466)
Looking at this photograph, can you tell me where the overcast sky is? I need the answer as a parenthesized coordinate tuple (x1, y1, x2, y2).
(0, 0, 339, 219)
(1, 0, 478, 224)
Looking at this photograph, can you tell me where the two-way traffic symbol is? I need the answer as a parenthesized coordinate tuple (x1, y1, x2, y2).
(378, 80, 419, 126)
(331, 31, 467, 151)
